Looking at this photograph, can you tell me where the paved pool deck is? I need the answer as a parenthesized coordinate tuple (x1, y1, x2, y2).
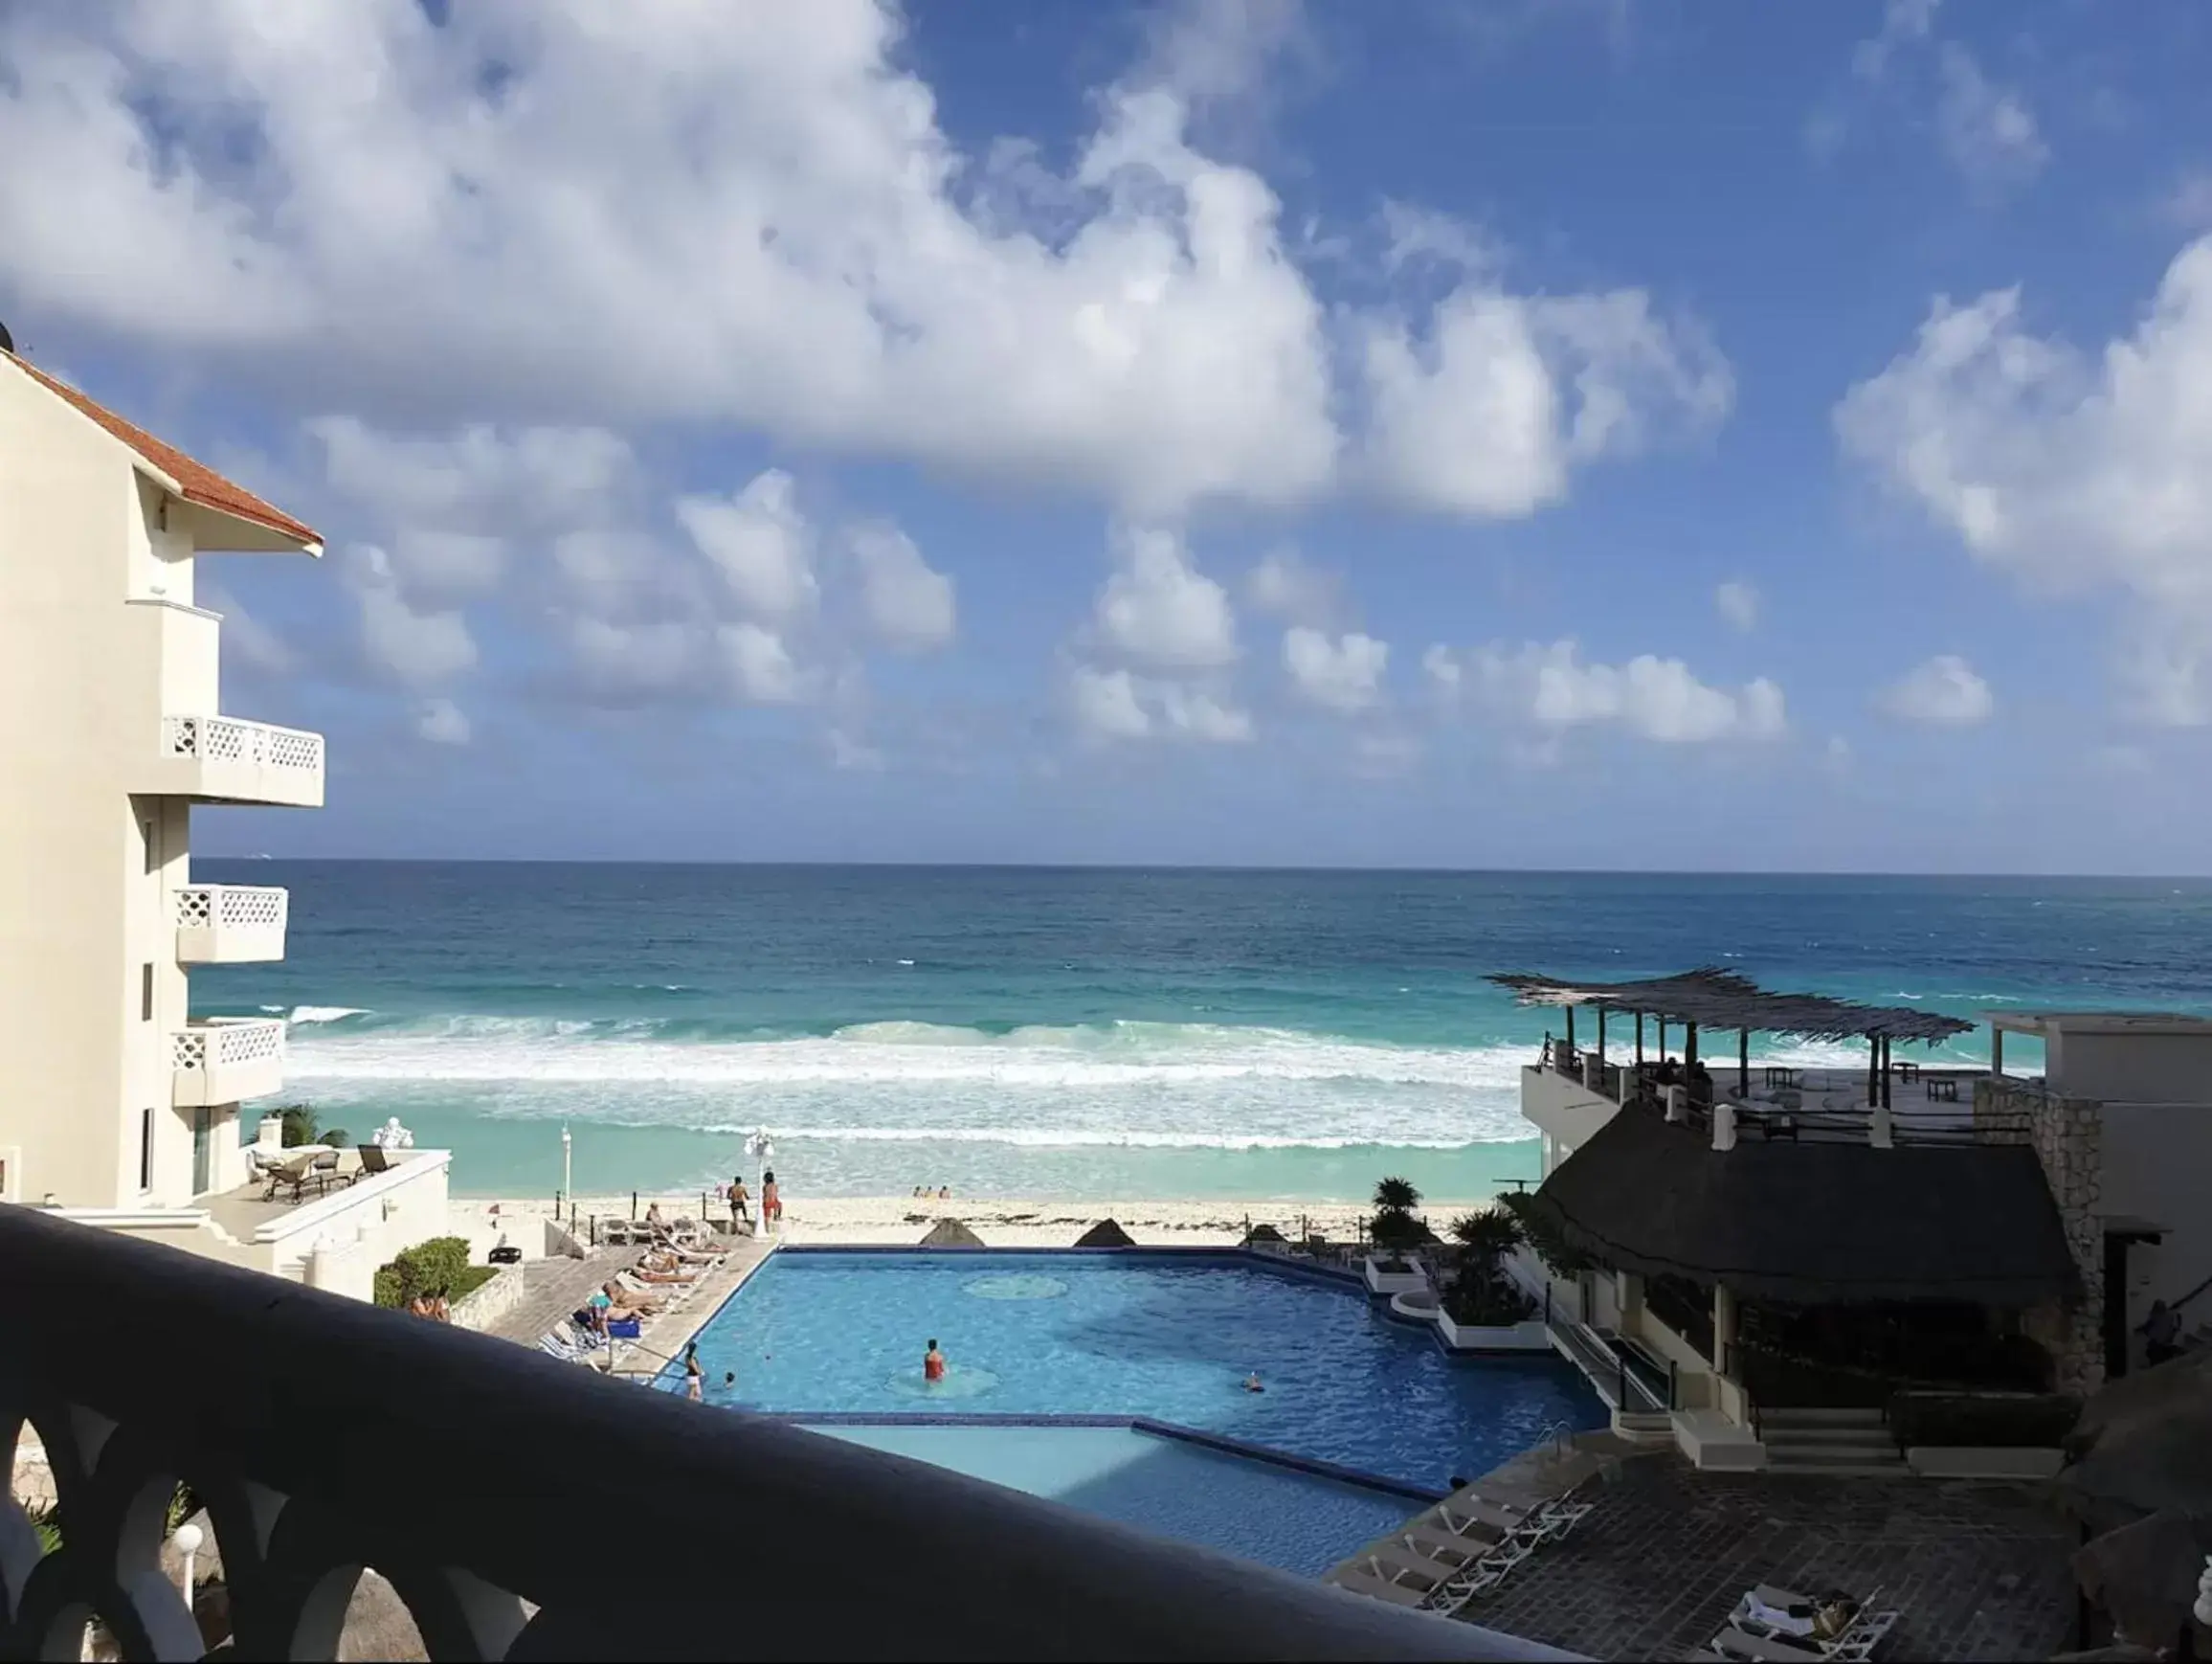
(1456, 1453, 2075, 1662)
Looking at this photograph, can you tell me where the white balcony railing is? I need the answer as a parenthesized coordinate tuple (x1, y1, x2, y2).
(172, 1017, 286, 1108)
(155, 714, 325, 807)
(174, 884, 289, 963)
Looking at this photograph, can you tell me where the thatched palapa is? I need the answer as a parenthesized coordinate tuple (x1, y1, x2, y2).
(1486, 966, 1974, 1045)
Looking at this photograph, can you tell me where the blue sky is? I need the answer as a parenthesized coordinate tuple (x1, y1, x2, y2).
(6, 0, 2212, 871)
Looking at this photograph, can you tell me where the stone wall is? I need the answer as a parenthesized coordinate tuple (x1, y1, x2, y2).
(1977, 1079, 2104, 1396)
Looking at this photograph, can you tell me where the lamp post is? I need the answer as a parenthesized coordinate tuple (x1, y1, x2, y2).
(560, 1125, 572, 1213)
(745, 1130, 774, 1235)
(173, 1520, 203, 1608)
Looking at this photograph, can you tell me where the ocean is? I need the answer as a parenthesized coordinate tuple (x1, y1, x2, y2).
(190, 863, 2212, 1204)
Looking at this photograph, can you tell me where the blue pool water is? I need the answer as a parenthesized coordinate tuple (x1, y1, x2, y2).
(681, 1250, 1605, 1493)
(805, 1423, 1422, 1577)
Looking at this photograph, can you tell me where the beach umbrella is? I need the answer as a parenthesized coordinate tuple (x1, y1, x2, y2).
(1075, 1218, 1135, 1248)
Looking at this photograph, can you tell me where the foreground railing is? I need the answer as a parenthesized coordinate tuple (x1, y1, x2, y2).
(0, 1210, 1576, 1662)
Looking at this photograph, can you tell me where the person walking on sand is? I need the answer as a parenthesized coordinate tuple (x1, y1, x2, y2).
(728, 1176, 751, 1233)
(924, 1338, 946, 1383)
(762, 1168, 782, 1229)
(683, 1341, 704, 1402)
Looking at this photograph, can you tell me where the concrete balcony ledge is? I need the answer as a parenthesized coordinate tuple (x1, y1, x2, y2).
(175, 883, 288, 963)
(172, 1016, 285, 1108)
(0, 1205, 1572, 1661)
(145, 713, 324, 807)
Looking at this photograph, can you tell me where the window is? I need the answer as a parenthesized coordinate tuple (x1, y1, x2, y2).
(142, 963, 154, 1022)
(139, 1108, 154, 1192)
(143, 819, 158, 876)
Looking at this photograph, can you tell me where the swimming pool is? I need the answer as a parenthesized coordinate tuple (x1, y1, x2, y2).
(679, 1249, 1604, 1494)
(805, 1422, 1423, 1577)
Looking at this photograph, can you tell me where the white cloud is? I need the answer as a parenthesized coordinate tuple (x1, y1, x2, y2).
(1933, 44, 2047, 194)
(346, 545, 478, 687)
(1093, 528, 1240, 671)
(203, 583, 297, 676)
(1836, 238, 2212, 719)
(0, 1, 1340, 519)
(849, 523, 955, 651)
(1838, 1, 2045, 195)
(678, 471, 817, 621)
(718, 622, 805, 704)
(1244, 549, 1338, 625)
(1358, 287, 1732, 518)
(0, 2, 1721, 526)
(1715, 580, 1758, 633)
(1283, 626, 1389, 713)
(1421, 643, 1464, 699)
(1066, 664, 1251, 744)
(415, 696, 471, 746)
(1878, 654, 1994, 728)
(2160, 169, 2212, 234)
(1462, 639, 1787, 744)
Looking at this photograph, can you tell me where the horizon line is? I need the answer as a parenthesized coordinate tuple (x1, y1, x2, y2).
(191, 855, 2212, 882)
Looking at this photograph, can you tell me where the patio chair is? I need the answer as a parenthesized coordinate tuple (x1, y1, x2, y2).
(260, 1151, 319, 1203)
(308, 1149, 355, 1196)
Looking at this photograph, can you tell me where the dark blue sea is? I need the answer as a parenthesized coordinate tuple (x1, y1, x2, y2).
(189, 864, 2212, 1201)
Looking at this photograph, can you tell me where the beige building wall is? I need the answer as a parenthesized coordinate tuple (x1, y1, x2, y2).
(0, 357, 313, 1212)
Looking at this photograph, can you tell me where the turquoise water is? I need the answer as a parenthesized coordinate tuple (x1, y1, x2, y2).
(804, 1423, 1419, 1577)
(186, 862, 2212, 1201)
(676, 1250, 1604, 1492)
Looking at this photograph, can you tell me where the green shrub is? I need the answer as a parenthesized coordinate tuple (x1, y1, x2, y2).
(320, 1127, 351, 1148)
(1370, 1175, 1429, 1250)
(371, 1235, 477, 1307)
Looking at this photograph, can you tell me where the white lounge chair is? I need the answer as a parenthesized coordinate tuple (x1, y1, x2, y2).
(1326, 1566, 1429, 1608)
(1355, 1543, 1460, 1592)
(1711, 1627, 1823, 1663)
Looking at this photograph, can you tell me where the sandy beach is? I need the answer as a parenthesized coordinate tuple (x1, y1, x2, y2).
(450, 1192, 1489, 1250)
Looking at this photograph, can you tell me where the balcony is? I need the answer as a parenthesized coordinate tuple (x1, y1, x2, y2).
(171, 1017, 285, 1108)
(144, 714, 324, 808)
(0, 1208, 1565, 1662)
(175, 884, 288, 963)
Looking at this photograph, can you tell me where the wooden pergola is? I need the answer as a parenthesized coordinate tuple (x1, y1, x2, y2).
(1488, 967, 1975, 1106)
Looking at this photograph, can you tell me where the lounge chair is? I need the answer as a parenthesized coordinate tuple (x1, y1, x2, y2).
(309, 1149, 355, 1195)
(1325, 1566, 1429, 1608)
(1398, 1523, 1496, 1568)
(1711, 1628, 1823, 1663)
(358, 1144, 396, 1176)
(260, 1150, 319, 1203)
(1355, 1543, 1460, 1592)
(1436, 1493, 1533, 1539)
(1723, 1585, 1895, 1661)
(538, 1329, 588, 1362)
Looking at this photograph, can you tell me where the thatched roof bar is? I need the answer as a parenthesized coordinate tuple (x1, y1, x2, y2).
(1486, 967, 1973, 1043)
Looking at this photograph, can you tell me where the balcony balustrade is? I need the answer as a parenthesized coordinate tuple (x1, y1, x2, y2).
(170, 1018, 285, 1109)
(145, 715, 324, 809)
(0, 1208, 1575, 1661)
(173, 886, 288, 965)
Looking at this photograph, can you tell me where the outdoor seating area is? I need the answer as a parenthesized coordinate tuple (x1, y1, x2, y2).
(1328, 1484, 1596, 1617)
(533, 1210, 738, 1374)
(1695, 1582, 1901, 1662)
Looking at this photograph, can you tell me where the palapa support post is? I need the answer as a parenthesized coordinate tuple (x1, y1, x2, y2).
(1563, 1003, 1576, 1058)
(1685, 1022, 1698, 1071)
(1597, 1006, 1607, 1071)
(1738, 1028, 1750, 1096)
(1635, 1011, 1644, 1068)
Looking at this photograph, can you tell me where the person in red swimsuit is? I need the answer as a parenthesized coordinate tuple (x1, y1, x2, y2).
(924, 1338, 946, 1383)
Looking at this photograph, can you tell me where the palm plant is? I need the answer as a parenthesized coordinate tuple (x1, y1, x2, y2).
(1442, 1207, 1536, 1326)
(1369, 1175, 1426, 1257)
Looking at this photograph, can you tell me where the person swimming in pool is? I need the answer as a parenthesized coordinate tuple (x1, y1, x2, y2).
(1243, 1371, 1264, 1393)
(924, 1338, 947, 1383)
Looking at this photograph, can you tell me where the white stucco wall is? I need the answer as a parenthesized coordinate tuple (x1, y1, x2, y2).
(1521, 1066, 1621, 1168)
(0, 355, 316, 1218)
(2054, 1031, 2212, 1103)
(2100, 1103, 2212, 1332)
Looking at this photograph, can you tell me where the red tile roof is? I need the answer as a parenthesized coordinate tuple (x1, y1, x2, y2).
(2, 349, 320, 548)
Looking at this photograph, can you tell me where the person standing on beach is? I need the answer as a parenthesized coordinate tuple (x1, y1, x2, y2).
(762, 1168, 782, 1229)
(729, 1175, 751, 1233)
